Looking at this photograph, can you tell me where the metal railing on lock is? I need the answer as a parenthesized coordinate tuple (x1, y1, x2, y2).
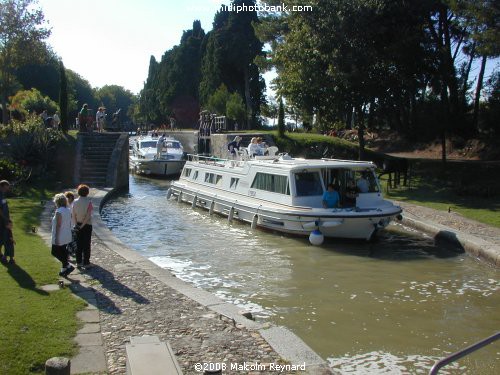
(428, 331, 500, 375)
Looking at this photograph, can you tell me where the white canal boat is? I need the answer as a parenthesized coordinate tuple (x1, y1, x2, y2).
(130, 135, 185, 177)
(168, 152, 403, 244)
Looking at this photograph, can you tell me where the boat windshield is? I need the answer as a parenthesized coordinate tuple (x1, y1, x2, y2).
(165, 141, 181, 149)
(139, 141, 157, 148)
(294, 172, 323, 196)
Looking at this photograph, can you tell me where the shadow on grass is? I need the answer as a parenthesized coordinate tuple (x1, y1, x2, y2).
(3, 263, 49, 295)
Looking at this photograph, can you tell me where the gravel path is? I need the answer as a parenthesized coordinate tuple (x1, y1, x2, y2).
(84, 235, 297, 375)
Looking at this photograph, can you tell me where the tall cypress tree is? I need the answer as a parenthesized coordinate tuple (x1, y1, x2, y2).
(278, 97, 285, 136)
(59, 60, 68, 132)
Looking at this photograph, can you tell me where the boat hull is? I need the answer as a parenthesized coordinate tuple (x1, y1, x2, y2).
(131, 159, 185, 177)
(168, 184, 402, 240)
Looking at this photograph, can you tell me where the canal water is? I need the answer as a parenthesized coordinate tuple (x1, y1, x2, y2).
(101, 175, 499, 374)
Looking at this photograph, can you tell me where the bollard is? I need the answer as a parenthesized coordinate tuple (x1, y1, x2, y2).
(45, 357, 70, 375)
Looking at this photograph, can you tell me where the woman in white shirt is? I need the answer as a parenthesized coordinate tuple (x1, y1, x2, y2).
(51, 194, 74, 277)
(247, 137, 263, 157)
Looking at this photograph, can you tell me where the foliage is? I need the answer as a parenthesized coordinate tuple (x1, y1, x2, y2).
(1, 114, 64, 170)
(0, 158, 25, 182)
(9, 88, 58, 117)
(257, 0, 500, 161)
(226, 92, 246, 122)
(0, 0, 51, 124)
(206, 84, 230, 115)
(95, 84, 136, 125)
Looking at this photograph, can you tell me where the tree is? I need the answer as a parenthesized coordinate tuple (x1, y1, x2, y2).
(277, 97, 285, 136)
(206, 84, 229, 115)
(9, 88, 58, 116)
(0, 0, 51, 124)
(199, 0, 265, 128)
(59, 60, 68, 132)
(95, 85, 136, 125)
(226, 92, 246, 124)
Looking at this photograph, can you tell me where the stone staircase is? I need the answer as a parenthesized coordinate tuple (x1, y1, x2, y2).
(76, 133, 122, 187)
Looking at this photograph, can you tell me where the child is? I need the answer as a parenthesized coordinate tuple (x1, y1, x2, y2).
(3, 220, 15, 264)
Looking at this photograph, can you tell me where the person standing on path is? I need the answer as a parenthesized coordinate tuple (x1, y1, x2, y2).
(79, 104, 89, 132)
(51, 194, 74, 277)
(72, 184, 93, 269)
(96, 107, 106, 133)
(0, 180, 11, 263)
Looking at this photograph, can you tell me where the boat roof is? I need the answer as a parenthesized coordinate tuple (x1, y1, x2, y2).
(247, 157, 375, 171)
(136, 135, 181, 142)
(187, 154, 376, 171)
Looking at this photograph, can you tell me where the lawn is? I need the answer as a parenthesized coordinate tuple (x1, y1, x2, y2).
(380, 160, 500, 228)
(0, 186, 85, 374)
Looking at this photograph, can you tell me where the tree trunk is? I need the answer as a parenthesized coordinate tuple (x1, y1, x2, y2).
(462, 44, 476, 109)
(1, 94, 8, 124)
(243, 65, 252, 129)
(472, 55, 487, 130)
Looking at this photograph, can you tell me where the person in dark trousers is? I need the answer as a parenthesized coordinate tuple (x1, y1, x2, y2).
(51, 194, 74, 277)
(72, 184, 93, 270)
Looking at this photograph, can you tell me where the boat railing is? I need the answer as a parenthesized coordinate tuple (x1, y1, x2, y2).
(428, 331, 500, 375)
(186, 154, 246, 168)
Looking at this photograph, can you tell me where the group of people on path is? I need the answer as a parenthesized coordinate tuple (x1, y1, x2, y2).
(51, 184, 93, 277)
(78, 104, 106, 133)
(40, 110, 61, 130)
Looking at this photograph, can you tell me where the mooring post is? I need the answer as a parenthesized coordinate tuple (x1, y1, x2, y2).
(45, 357, 70, 375)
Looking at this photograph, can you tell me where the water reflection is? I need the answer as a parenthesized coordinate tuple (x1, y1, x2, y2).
(101, 175, 500, 374)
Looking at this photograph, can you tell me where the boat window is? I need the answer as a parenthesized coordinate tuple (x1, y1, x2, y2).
(183, 168, 191, 177)
(139, 141, 157, 148)
(294, 172, 323, 196)
(193, 171, 198, 180)
(165, 141, 181, 149)
(204, 173, 223, 185)
(251, 173, 290, 195)
(354, 169, 380, 193)
(230, 178, 239, 189)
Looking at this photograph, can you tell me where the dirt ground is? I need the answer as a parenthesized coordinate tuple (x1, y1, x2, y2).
(361, 131, 496, 160)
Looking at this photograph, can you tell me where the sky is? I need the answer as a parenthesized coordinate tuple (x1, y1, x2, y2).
(37, 0, 233, 94)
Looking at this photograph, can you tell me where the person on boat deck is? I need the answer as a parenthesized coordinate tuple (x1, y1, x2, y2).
(322, 183, 340, 208)
(344, 179, 359, 207)
(227, 136, 243, 158)
(248, 137, 264, 157)
(156, 134, 166, 159)
(357, 172, 370, 193)
(256, 137, 268, 155)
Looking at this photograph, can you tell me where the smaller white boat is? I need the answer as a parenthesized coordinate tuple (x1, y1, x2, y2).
(130, 135, 185, 177)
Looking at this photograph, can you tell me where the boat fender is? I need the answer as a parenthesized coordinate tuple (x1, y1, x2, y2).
(309, 229, 324, 246)
(177, 191, 182, 203)
(396, 214, 403, 221)
(166, 188, 172, 199)
(303, 221, 319, 230)
(320, 220, 343, 228)
(251, 214, 258, 229)
(209, 201, 215, 215)
(228, 206, 234, 222)
(192, 194, 197, 208)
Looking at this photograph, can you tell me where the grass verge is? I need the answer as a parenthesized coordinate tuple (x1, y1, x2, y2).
(0, 185, 85, 374)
